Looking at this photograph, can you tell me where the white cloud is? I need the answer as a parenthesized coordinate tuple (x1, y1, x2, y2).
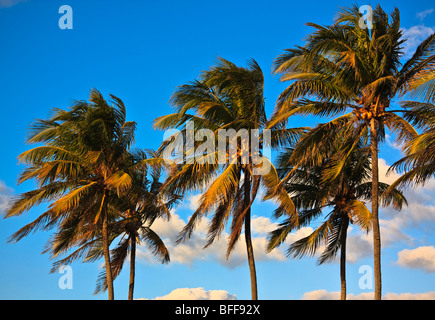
(376, 158, 435, 246)
(385, 134, 402, 152)
(379, 217, 413, 246)
(0, 0, 28, 8)
(155, 287, 236, 300)
(416, 9, 434, 21)
(301, 289, 435, 300)
(301, 289, 371, 300)
(149, 287, 237, 300)
(383, 292, 435, 300)
(401, 25, 435, 58)
(147, 211, 186, 240)
(396, 246, 435, 273)
(0, 180, 13, 213)
(186, 194, 202, 211)
(251, 216, 278, 235)
(346, 232, 373, 263)
(378, 158, 401, 186)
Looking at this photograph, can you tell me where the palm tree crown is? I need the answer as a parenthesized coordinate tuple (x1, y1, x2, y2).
(271, 4, 434, 299)
(5, 89, 139, 300)
(153, 58, 302, 300)
(267, 133, 406, 299)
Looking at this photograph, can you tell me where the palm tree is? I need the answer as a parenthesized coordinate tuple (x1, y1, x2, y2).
(46, 149, 178, 300)
(153, 58, 302, 300)
(270, 4, 435, 299)
(5, 89, 137, 300)
(267, 133, 406, 300)
(93, 150, 179, 300)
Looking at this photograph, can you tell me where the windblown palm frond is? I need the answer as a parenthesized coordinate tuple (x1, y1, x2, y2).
(4, 89, 142, 300)
(271, 4, 432, 300)
(153, 58, 302, 300)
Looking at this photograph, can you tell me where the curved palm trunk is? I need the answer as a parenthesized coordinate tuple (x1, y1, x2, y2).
(244, 169, 258, 300)
(102, 193, 115, 300)
(340, 216, 349, 300)
(128, 235, 136, 300)
(370, 118, 382, 300)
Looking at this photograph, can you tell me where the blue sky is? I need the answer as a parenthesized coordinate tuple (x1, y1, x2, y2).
(0, 0, 435, 300)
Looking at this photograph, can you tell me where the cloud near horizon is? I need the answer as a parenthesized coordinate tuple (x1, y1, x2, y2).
(139, 287, 237, 300)
(301, 289, 435, 300)
(141, 287, 435, 300)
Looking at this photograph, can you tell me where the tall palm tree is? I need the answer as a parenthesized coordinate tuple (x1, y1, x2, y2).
(153, 58, 302, 300)
(270, 5, 435, 299)
(94, 150, 179, 300)
(267, 134, 406, 300)
(46, 149, 178, 300)
(5, 89, 137, 300)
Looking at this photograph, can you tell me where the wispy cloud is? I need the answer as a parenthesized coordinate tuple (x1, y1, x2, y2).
(385, 134, 402, 152)
(401, 25, 435, 58)
(416, 8, 434, 21)
(0, 0, 29, 8)
(0, 180, 13, 213)
(402, 24, 435, 59)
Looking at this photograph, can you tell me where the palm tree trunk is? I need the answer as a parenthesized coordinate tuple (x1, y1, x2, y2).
(243, 169, 258, 300)
(128, 235, 136, 300)
(102, 195, 115, 300)
(340, 216, 349, 300)
(370, 118, 382, 300)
